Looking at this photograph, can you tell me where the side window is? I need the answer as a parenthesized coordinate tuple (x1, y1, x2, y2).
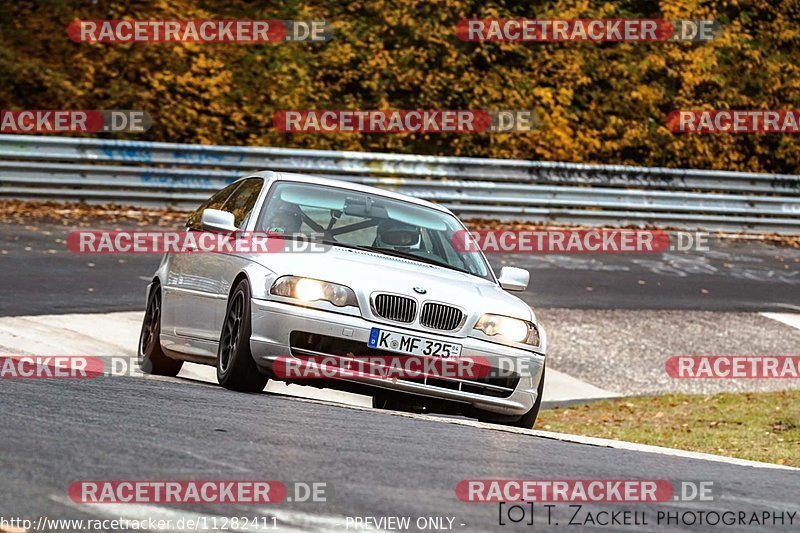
(221, 178, 264, 228)
(186, 181, 241, 230)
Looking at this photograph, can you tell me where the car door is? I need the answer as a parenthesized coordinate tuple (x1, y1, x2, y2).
(161, 180, 242, 351)
(207, 177, 267, 337)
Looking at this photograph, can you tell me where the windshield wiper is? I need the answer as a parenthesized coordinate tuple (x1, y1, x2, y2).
(377, 248, 473, 275)
(317, 239, 473, 276)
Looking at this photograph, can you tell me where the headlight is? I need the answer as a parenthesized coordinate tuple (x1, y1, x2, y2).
(270, 276, 358, 308)
(474, 313, 540, 346)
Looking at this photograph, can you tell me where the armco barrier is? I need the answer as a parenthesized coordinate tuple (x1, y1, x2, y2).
(0, 135, 798, 234)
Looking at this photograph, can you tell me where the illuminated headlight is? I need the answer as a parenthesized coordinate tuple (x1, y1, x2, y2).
(270, 276, 358, 308)
(474, 314, 540, 346)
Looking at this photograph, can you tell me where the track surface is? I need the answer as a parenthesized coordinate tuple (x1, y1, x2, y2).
(2, 220, 799, 531)
(2, 376, 799, 532)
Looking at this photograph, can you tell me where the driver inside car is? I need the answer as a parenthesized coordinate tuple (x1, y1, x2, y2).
(265, 204, 303, 234)
(373, 219, 424, 252)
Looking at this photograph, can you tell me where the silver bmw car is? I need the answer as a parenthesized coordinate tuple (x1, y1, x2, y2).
(138, 171, 547, 427)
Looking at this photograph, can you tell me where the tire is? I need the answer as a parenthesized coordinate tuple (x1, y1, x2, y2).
(138, 282, 183, 377)
(217, 279, 269, 392)
(479, 365, 546, 429)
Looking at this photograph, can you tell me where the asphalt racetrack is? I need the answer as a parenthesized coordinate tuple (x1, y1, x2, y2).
(1, 220, 799, 532)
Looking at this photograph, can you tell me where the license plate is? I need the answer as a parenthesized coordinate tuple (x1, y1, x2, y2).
(368, 328, 462, 358)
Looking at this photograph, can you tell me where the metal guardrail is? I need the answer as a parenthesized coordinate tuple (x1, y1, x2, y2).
(0, 135, 798, 234)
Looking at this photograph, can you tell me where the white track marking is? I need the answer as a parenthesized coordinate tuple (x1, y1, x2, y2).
(761, 312, 800, 331)
(0, 312, 142, 356)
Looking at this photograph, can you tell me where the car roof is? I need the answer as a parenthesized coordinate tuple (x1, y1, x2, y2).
(245, 170, 453, 214)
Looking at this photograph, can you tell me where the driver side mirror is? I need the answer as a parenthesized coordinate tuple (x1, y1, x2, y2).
(201, 209, 237, 233)
(498, 266, 529, 291)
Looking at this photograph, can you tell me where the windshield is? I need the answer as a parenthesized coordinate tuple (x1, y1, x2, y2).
(256, 181, 493, 281)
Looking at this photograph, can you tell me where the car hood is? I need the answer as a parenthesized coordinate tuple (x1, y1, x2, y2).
(250, 246, 536, 323)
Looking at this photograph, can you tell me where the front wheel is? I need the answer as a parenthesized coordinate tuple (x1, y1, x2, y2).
(216, 279, 269, 392)
(479, 365, 546, 429)
(138, 282, 183, 377)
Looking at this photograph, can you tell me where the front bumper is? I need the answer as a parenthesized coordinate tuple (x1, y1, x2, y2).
(249, 299, 545, 416)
